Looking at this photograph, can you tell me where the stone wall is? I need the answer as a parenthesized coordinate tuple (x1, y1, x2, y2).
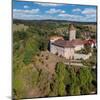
(50, 44, 74, 59)
(74, 53, 92, 60)
(64, 48, 74, 59)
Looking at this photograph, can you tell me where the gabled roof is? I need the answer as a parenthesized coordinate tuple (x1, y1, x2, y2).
(71, 39, 85, 45)
(52, 39, 74, 48)
(52, 38, 96, 48)
(52, 39, 88, 48)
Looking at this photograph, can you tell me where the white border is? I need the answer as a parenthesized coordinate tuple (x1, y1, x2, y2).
(0, 0, 11, 99)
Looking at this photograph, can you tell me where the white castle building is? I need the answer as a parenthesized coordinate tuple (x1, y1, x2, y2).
(50, 24, 96, 60)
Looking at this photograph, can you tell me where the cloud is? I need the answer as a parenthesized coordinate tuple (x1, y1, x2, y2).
(24, 5, 29, 9)
(58, 13, 96, 22)
(13, 12, 55, 20)
(13, 8, 40, 20)
(58, 13, 83, 20)
(46, 8, 65, 14)
(13, 8, 40, 14)
(13, 13, 41, 20)
(72, 8, 81, 12)
(35, 2, 63, 6)
(82, 8, 96, 15)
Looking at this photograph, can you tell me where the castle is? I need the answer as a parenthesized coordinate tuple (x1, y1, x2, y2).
(50, 24, 96, 60)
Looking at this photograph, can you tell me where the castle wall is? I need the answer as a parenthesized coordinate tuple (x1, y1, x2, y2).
(74, 53, 92, 60)
(50, 44, 74, 59)
(50, 44, 64, 56)
(64, 48, 74, 59)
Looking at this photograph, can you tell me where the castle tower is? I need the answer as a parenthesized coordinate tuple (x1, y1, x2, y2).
(68, 24, 76, 41)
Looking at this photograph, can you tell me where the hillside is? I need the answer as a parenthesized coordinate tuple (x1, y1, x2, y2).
(13, 20, 97, 99)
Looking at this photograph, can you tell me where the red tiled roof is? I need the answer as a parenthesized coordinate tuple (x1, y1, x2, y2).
(71, 39, 85, 45)
(52, 39, 96, 48)
(52, 39, 74, 48)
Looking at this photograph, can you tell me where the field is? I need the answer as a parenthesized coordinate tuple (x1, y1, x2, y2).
(13, 24, 28, 32)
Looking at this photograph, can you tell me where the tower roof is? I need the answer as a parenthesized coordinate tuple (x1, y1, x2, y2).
(68, 24, 76, 31)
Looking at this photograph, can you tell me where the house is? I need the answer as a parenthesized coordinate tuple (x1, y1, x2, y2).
(86, 39, 96, 48)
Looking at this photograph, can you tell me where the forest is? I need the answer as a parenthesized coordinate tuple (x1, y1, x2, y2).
(13, 20, 97, 99)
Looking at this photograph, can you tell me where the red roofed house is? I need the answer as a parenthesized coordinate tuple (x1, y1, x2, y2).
(86, 39, 96, 48)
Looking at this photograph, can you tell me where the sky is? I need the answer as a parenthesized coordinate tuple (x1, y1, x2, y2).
(13, 0, 97, 22)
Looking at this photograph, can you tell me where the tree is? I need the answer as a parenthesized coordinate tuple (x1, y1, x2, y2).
(84, 44, 91, 54)
(13, 30, 28, 42)
(13, 65, 39, 98)
(76, 30, 84, 39)
(79, 67, 93, 94)
(69, 67, 80, 95)
(23, 37, 39, 64)
(38, 37, 48, 51)
(64, 66, 70, 85)
(55, 62, 66, 96)
(70, 85, 80, 95)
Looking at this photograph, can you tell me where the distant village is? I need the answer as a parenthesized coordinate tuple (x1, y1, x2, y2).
(49, 24, 96, 60)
